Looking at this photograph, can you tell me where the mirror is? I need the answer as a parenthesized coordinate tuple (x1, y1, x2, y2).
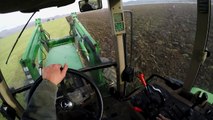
(79, 0, 102, 12)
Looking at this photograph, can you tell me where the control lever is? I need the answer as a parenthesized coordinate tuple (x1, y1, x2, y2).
(183, 92, 208, 118)
(191, 92, 208, 109)
(130, 74, 166, 119)
(138, 74, 148, 90)
(137, 73, 165, 104)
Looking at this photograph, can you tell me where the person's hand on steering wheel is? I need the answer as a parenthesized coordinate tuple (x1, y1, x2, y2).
(23, 63, 103, 120)
(22, 64, 68, 120)
(42, 64, 68, 85)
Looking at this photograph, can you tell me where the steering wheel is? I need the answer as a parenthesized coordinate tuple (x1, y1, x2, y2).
(28, 68, 103, 120)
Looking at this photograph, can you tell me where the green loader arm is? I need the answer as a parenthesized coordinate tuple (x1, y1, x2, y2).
(20, 13, 105, 87)
(20, 19, 49, 81)
(70, 12, 104, 86)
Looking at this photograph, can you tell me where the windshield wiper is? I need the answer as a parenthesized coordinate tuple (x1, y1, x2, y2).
(5, 12, 36, 64)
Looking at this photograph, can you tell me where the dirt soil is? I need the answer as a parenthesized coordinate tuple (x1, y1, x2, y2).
(66, 3, 213, 93)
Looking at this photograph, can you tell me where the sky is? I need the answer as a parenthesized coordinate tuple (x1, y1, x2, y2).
(0, 0, 132, 32)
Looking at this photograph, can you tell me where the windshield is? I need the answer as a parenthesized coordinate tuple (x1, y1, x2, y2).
(77, 1, 213, 93)
(122, 1, 213, 93)
(0, 3, 80, 118)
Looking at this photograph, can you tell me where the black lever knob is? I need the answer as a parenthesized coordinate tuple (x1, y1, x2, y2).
(192, 92, 208, 109)
(200, 92, 208, 105)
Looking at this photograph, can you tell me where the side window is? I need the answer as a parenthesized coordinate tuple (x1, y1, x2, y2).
(124, 3, 196, 81)
(194, 6, 213, 93)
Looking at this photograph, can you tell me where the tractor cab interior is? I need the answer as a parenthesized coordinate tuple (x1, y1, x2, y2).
(0, 0, 213, 120)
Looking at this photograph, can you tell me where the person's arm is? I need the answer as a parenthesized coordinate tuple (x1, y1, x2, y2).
(22, 80, 58, 120)
(22, 64, 68, 120)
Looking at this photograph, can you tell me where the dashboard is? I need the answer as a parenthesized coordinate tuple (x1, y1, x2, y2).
(130, 79, 213, 120)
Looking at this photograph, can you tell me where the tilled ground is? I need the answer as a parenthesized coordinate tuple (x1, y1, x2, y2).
(66, 3, 213, 93)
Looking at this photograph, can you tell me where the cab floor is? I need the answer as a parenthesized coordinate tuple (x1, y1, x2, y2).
(102, 96, 135, 120)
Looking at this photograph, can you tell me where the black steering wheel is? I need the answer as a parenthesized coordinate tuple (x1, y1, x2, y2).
(28, 68, 103, 120)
